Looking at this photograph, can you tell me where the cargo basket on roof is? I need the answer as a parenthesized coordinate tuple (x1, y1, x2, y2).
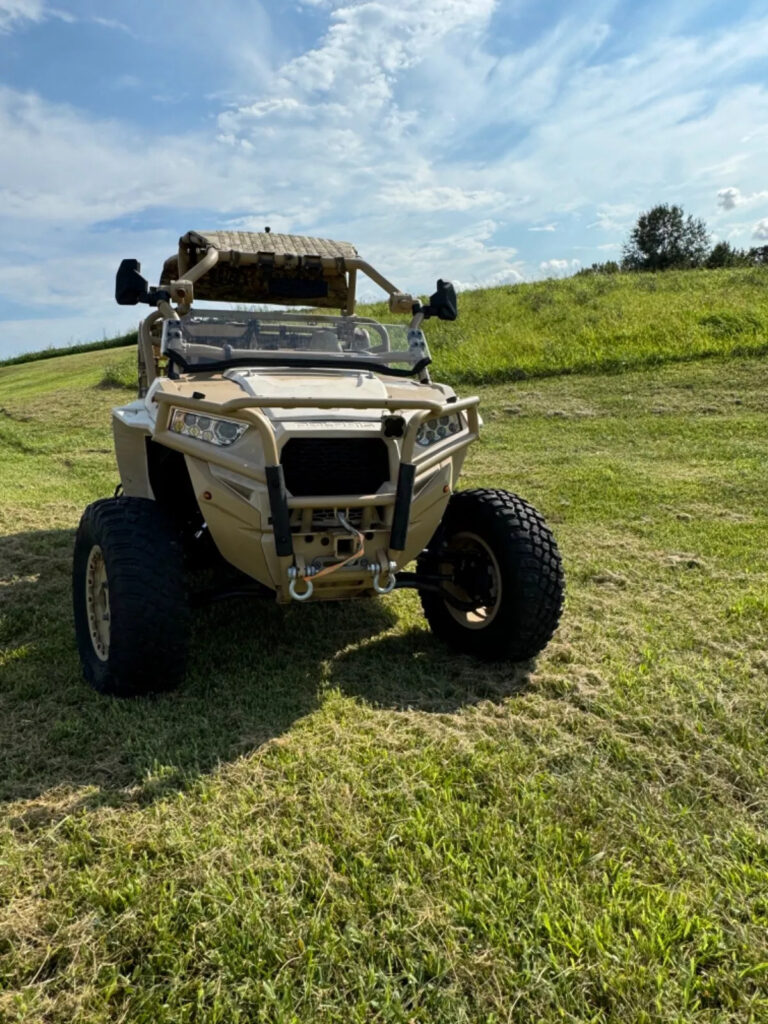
(161, 230, 359, 309)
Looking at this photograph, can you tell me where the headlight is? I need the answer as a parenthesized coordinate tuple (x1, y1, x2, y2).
(415, 413, 462, 448)
(169, 409, 248, 447)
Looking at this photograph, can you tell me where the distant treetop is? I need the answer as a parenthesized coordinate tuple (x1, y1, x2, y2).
(622, 204, 710, 272)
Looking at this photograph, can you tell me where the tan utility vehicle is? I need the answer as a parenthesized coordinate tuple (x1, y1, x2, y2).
(72, 231, 564, 696)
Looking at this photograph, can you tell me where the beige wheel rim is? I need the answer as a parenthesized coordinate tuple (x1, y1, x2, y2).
(85, 545, 111, 661)
(443, 531, 502, 630)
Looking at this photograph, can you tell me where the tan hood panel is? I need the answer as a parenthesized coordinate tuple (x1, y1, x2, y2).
(226, 368, 388, 401)
(156, 369, 451, 423)
(225, 368, 404, 422)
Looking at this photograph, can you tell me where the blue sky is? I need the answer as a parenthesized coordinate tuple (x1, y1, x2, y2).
(2, 0, 768, 358)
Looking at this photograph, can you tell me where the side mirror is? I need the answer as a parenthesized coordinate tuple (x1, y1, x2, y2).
(115, 259, 151, 305)
(422, 279, 457, 321)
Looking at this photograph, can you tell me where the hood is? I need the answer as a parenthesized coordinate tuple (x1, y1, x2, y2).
(223, 367, 390, 421)
(152, 366, 452, 425)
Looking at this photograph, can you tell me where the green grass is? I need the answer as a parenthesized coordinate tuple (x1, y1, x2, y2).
(0, 331, 137, 369)
(8, 266, 768, 384)
(361, 266, 768, 384)
(1, 277, 768, 1022)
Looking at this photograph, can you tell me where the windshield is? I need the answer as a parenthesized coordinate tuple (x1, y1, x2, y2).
(161, 310, 430, 377)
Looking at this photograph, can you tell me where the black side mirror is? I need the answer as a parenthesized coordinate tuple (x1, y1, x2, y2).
(115, 259, 151, 305)
(422, 279, 457, 321)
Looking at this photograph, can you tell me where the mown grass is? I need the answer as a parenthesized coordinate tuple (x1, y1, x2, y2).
(1, 284, 767, 1021)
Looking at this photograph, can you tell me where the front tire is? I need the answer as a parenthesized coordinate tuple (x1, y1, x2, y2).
(72, 497, 190, 696)
(418, 489, 564, 662)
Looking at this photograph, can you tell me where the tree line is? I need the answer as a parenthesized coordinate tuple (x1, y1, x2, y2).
(578, 203, 768, 276)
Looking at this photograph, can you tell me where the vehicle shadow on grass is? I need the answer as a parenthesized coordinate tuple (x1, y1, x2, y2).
(328, 623, 533, 713)
(0, 528, 532, 819)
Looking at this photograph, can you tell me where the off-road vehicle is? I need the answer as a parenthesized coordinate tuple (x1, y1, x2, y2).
(72, 231, 564, 696)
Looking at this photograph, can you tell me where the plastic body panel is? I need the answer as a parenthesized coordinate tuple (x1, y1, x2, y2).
(110, 360, 479, 604)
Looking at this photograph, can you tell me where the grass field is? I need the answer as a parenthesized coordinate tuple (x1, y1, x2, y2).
(1, 283, 767, 1021)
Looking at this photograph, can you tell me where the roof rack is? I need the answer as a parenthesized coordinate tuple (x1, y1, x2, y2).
(159, 230, 414, 315)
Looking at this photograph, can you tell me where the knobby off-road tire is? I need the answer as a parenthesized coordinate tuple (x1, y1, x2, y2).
(418, 489, 564, 662)
(72, 497, 190, 697)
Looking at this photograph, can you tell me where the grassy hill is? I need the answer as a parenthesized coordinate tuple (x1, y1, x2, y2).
(394, 266, 768, 383)
(0, 330, 137, 369)
(1, 274, 767, 1022)
(5, 266, 768, 383)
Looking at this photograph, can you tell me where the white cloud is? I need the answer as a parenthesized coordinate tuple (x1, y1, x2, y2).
(0, 0, 44, 32)
(717, 185, 768, 210)
(0, 0, 78, 31)
(587, 203, 636, 233)
(540, 258, 580, 276)
(0, 86, 268, 226)
(223, 0, 497, 143)
(356, 219, 523, 301)
(718, 187, 741, 210)
(476, 15, 768, 226)
(224, 97, 304, 120)
(0, 254, 148, 310)
(752, 219, 768, 240)
(377, 185, 505, 212)
(454, 268, 525, 291)
(90, 16, 135, 35)
(528, 223, 557, 232)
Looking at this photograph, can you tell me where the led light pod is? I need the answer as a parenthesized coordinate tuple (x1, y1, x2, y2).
(170, 408, 247, 446)
(415, 413, 462, 448)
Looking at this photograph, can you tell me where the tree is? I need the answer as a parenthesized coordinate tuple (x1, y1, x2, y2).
(747, 245, 768, 265)
(705, 241, 747, 269)
(622, 204, 710, 271)
(576, 260, 621, 276)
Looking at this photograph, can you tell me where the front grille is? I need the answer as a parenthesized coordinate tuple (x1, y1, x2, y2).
(282, 438, 390, 497)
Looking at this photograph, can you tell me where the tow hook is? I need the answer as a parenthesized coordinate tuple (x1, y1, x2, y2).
(287, 517, 396, 601)
(288, 564, 316, 601)
(370, 559, 397, 594)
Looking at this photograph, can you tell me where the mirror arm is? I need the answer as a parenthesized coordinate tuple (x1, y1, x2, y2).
(408, 306, 425, 331)
(145, 287, 172, 307)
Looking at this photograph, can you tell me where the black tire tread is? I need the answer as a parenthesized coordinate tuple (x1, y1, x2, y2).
(418, 488, 564, 662)
(72, 497, 190, 696)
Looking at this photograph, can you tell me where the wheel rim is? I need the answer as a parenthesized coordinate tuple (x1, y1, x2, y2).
(85, 545, 111, 661)
(441, 531, 502, 630)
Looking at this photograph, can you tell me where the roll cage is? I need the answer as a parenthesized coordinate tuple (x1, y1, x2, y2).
(115, 229, 457, 393)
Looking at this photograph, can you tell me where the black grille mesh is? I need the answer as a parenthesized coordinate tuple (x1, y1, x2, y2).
(281, 438, 390, 497)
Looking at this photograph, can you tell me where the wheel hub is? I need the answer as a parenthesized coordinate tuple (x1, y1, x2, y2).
(85, 545, 111, 661)
(439, 531, 501, 629)
(451, 551, 496, 606)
